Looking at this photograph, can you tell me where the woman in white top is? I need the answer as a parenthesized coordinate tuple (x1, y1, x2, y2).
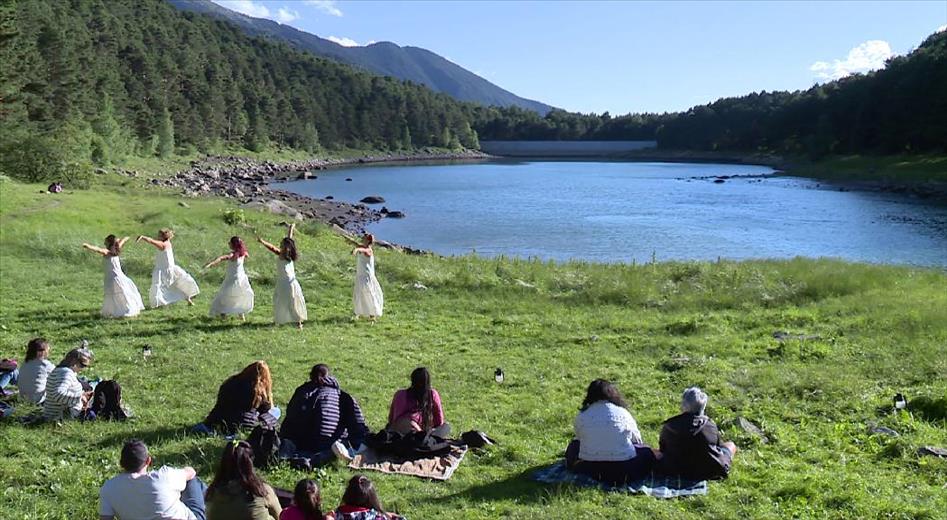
(257, 223, 308, 329)
(348, 233, 384, 321)
(17, 338, 55, 404)
(42, 348, 93, 422)
(82, 235, 145, 318)
(206, 236, 254, 320)
(138, 228, 200, 308)
(565, 379, 657, 485)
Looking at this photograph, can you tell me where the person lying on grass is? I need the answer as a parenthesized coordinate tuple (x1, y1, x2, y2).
(386, 367, 450, 437)
(196, 361, 279, 434)
(655, 386, 737, 481)
(206, 440, 282, 520)
(325, 475, 405, 520)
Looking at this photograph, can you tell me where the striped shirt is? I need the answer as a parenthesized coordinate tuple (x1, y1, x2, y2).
(42, 367, 84, 421)
(280, 377, 368, 451)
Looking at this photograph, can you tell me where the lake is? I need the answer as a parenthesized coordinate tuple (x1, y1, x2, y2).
(281, 160, 947, 267)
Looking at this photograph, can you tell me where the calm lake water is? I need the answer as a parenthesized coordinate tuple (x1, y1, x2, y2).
(281, 161, 947, 266)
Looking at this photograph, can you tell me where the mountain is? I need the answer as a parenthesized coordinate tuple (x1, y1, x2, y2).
(167, 0, 555, 115)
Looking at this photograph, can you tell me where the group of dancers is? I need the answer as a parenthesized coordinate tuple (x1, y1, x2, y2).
(81, 224, 385, 328)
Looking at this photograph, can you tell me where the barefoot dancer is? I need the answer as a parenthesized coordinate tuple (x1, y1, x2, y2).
(137, 228, 200, 308)
(82, 235, 145, 318)
(349, 234, 384, 321)
(205, 236, 254, 321)
(258, 223, 308, 329)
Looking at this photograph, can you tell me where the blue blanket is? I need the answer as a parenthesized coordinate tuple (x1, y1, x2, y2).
(532, 461, 708, 498)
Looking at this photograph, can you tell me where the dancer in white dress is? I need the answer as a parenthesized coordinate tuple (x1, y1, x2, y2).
(82, 234, 145, 318)
(257, 223, 307, 329)
(137, 228, 200, 308)
(205, 236, 254, 320)
(350, 233, 384, 321)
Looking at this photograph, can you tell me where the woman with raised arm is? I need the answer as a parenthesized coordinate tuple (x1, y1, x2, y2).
(350, 234, 384, 321)
(137, 228, 200, 308)
(206, 236, 254, 320)
(82, 234, 144, 318)
(258, 223, 307, 329)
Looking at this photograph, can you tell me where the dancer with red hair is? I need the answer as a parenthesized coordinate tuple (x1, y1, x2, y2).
(205, 236, 254, 320)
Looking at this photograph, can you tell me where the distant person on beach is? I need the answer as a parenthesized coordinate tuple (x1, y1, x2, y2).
(17, 338, 55, 404)
(387, 367, 450, 437)
(82, 234, 145, 318)
(41, 347, 93, 422)
(206, 236, 254, 320)
(655, 386, 737, 481)
(279, 364, 369, 468)
(197, 361, 279, 434)
(138, 228, 200, 308)
(280, 479, 323, 520)
(325, 475, 405, 520)
(205, 440, 282, 520)
(348, 234, 384, 321)
(565, 379, 657, 485)
(99, 439, 206, 520)
(257, 223, 307, 329)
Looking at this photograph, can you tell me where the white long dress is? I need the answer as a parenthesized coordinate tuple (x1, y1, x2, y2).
(101, 255, 145, 318)
(210, 256, 254, 316)
(149, 244, 200, 308)
(274, 258, 308, 324)
(353, 252, 384, 317)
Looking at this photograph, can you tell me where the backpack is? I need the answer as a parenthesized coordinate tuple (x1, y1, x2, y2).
(366, 429, 452, 459)
(247, 424, 281, 468)
(89, 380, 128, 421)
(460, 430, 497, 449)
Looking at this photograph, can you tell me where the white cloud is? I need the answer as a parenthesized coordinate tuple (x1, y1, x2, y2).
(213, 0, 270, 18)
(938, 24, 946, 33)
(327, 36, 360, 47)
(305, 0, 343, 17)
(275, 7, 299, 23)
(810, 40, 893, 81)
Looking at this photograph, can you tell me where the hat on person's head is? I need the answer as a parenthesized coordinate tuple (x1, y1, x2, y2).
(120, 439, 150, 472)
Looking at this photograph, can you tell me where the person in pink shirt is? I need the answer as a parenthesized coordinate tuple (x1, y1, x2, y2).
(386, 367, 450, 437)
(279, 479, 323, 520)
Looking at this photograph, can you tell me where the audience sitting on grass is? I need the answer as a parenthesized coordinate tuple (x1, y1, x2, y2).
(386, 367, 450, 437)
(41, 347, 94, 422)
(197, 361, 280, 434)
(0, 356, 17, 395)
(565, 379, 657, 485)
(99, 439, 207, 520)
(17, 338, 55, 404)
(655, 386, 737, 481)
(279, 479, 323, 520)
(279, 364, 369, 468)
(325, 475, 405, 520)
(206, 440, 283, 520)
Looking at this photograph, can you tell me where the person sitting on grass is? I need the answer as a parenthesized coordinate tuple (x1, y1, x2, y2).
(17, 338, 55, 404)
(41, 347, 94, 422)
(655, 386, 737, 481)
(565, 379, 657, 485)
(206, 440, 282, 520)
(99, 439, 206, 520)
(279, 364, 369, 468)
(279, 479, 323, 520)
(325, 475, 404, 520)
(386, 367, 450, 437)
(196, 361, 279, 434)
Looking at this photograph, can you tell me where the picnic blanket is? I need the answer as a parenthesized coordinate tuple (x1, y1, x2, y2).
(348, 444, 468, 481)
(533, 461, 708, 498)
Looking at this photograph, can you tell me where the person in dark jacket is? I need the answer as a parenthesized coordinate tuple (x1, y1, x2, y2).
(198, 361, 279, 434)
(655, 387, 737, 481)
(279, 364, 369, 467)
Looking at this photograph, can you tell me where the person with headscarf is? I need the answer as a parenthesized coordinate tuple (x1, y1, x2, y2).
(655, 386, 737, 480)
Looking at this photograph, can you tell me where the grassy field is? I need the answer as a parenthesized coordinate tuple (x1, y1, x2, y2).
(1, 174, 945, 519)
(786, 155, 947, 184)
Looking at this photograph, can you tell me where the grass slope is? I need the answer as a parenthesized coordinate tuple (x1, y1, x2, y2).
(1, 176, 945, 519)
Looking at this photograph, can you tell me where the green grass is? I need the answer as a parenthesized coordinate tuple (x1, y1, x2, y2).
(1, 176, 945, 519)
(786, 154, 947, 184)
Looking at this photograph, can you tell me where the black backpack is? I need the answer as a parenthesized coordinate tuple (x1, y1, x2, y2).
(247, 424, 281, 468)
(89, 380, 128, 421)
(366, 429, 452, 460)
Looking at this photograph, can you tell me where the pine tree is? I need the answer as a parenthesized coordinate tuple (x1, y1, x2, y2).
(156, 107, 174, 158)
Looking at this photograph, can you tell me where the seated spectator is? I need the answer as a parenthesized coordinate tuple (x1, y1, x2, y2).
(655, 386, 736, 481)
(386, 367, 450, 437)
(279, 479, 323, 520)
(99, 439, 206, 520)
(565, 379, 656, 485)
(42, 347, 93, 422)
(279, 364, 369, 467)
(0, 357, 17, 395)
(17, 338, 55, 404)
(325, 475, 404, 520)
(206, 440, 282, 520)
(199, 361, 279, 434)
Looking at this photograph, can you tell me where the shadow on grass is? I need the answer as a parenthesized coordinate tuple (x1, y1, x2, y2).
(438, 464, 554, 507)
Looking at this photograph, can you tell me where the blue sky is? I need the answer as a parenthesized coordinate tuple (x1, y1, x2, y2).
(212, 1, 947, 114)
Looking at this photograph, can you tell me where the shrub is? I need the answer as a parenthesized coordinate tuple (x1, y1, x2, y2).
(222, 208, 246, 226)
(0, 135, 92, 188)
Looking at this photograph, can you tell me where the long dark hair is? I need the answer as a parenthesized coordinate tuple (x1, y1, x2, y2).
(25, 337, 49, 362)
(229, 236, 248, 258)
(310, 364, 331, 386)
(292, 479, 322, 520)
(580, 379, 627, 411)
(341, 475, 386, 513)
(105, 234, 121, 256)
(407, 367, 434, 430)
(207, 441, 268, 499)
(280, 237, 299, 262)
